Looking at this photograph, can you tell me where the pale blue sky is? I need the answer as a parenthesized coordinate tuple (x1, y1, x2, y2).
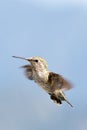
(0, 0, 87, 130)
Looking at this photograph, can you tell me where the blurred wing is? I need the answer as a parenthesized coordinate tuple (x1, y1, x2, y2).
(21, 65, 33, 80)
(48, 72, 72, 91)
(62, 78, 73, 90)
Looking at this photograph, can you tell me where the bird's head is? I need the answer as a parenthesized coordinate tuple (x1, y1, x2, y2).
(28, 56, 48, 71)
(13, 56, 48, 71)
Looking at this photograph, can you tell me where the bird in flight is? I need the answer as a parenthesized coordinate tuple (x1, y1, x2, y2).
(13, 56, 73, 107)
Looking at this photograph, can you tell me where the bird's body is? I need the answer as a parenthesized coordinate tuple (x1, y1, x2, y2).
(13, 56, 73, 107)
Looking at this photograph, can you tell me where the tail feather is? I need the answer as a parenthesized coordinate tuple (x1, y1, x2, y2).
(50, 91, 73, 107)
(64, 98, 73, 107)
(58, 91, 73, 107)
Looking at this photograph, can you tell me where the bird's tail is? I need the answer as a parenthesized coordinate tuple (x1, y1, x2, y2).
(58, 91, 73, 107)
(50, 91, 73, 107)
(64, 98, 73, 107)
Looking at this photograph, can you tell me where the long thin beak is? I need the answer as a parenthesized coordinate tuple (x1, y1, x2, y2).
(12, 56, 28, 61)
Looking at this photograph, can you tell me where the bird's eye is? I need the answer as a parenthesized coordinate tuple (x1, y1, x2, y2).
(34, 60, 38, 62)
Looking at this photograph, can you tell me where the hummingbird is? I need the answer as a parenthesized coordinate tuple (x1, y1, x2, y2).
(13, 56, 73, 107)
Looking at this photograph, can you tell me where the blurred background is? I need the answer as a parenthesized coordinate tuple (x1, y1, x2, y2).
(0, 0, 87, 130)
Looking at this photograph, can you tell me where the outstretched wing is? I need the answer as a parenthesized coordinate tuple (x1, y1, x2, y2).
(48, 72, 72, 91)
(21, 65, 33, 80)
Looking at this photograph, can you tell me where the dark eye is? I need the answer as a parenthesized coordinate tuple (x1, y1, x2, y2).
(34, 60, 38, 62)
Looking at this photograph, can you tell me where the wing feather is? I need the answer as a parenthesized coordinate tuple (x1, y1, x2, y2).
(48, 72, 72, 90)
(21, 65, 33, 80)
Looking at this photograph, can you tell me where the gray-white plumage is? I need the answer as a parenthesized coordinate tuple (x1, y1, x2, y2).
(13, 56, 73, 107)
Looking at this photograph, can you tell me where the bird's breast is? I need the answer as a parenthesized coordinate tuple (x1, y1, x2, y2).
(32, 70, 52, 93)
(33, 70, 48, 82)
